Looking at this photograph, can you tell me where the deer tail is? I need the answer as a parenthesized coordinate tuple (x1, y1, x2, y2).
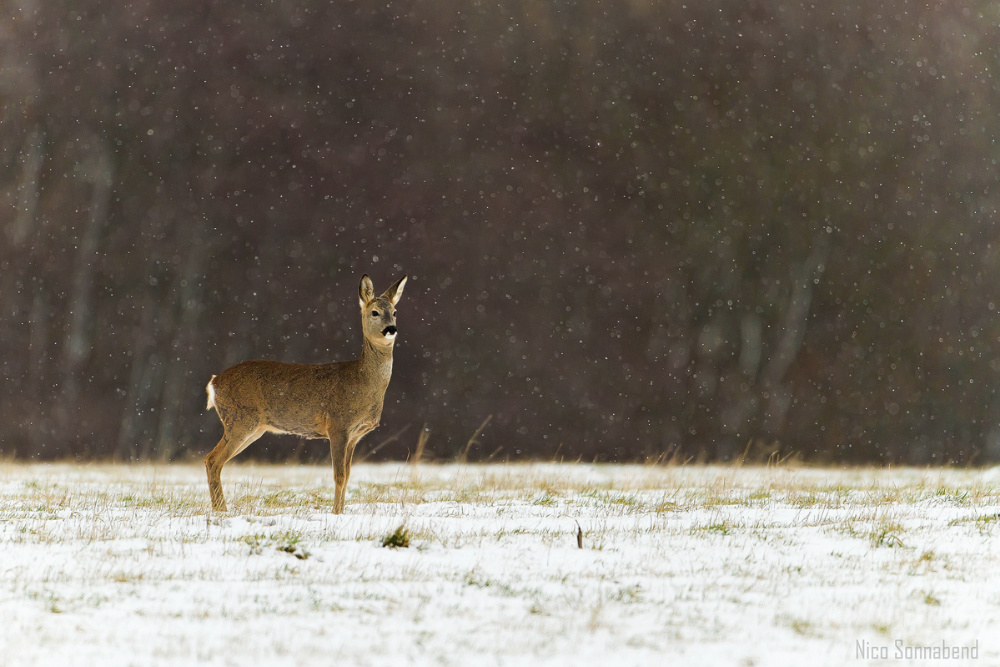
(206, 375, 217, 411)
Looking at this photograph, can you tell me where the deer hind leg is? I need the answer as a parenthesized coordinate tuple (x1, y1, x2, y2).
(205, 421, 267, 512)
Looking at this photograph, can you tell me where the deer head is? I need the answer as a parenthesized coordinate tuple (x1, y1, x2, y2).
(359, 274, 407, 347)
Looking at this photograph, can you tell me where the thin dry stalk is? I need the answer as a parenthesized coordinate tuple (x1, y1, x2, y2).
(410, 424, 430, 466)
(484, 445, 504, 462)
(458, 414, 492, 463)
(357, 424, 411, 463)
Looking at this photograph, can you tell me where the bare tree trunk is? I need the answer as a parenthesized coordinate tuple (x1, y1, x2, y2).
(9, 128, 44, 245)
(154, 221, 210, 460)
(759, 232, 830, 434)
(27, 288, 49, 395)
(58, 141, 115, 443)
(738, 313, 763, 378)
(116, 297, 157, 460)
(136, 339, 169, 461)
(63, 143, 115, 380)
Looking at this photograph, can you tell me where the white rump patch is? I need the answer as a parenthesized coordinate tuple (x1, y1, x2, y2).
(206, 375, 217, 410)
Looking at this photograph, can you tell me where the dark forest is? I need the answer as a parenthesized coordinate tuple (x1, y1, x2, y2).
(3, 0, 1000, 464)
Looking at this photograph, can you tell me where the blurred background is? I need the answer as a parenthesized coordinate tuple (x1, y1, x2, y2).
(3, 0, 1000, 464)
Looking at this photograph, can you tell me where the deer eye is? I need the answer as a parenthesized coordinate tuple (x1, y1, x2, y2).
(371, 310, 380, 317)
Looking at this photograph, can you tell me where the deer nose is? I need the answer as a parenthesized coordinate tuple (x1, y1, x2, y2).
(382, 326, 397, 337)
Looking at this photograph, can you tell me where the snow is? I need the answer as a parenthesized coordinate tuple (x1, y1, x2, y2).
(1, 462, 998, 665)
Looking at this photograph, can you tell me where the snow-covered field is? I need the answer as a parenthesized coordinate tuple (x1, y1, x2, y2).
(1, 462, 998, 666)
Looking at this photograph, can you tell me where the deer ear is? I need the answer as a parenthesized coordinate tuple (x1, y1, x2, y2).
(382, 275, 407, 306)
(359, 274, 375, 308)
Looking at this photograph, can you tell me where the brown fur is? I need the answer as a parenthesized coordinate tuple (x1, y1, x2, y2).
(204, 274, 407, 513)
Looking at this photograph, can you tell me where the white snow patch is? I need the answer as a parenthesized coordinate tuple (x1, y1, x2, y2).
(0, 462, 998, 665)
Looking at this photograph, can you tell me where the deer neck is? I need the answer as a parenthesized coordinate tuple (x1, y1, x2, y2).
(360, 338, 394, 383)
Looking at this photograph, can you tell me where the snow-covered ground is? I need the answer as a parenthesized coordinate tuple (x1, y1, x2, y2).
(1, 462, 998, 666)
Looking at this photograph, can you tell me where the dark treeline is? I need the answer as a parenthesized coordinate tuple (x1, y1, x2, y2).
(3, 0, 1000, 464)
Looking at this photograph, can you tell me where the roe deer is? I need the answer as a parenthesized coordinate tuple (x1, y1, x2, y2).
(204, 274, 407, 513)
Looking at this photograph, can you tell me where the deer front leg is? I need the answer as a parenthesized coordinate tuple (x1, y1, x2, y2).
(329, 431, 350, 514)
(340, 424, 374, 511)
(344, 433, 365, 491)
